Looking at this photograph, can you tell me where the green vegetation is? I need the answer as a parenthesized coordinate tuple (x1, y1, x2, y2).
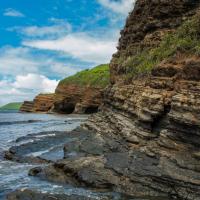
(122, 13, 200, 79)
(0, 102, 23, 110)
(59, 64, 110, 87)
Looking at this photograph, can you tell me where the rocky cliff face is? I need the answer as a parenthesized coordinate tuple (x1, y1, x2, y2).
(110, 0, 199, 84)
(83, 1, 200, 199)
(20, 64, 109, 114)
(52, 64, 109, 114)
(19, 101, 34, 112)
(20, 86, 104, 114)
(20, 94, 55, 113)
(53, 84, 103, 114)
(30, 1, 200, 200)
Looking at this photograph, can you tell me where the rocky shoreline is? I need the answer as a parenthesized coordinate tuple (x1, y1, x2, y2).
(4, 127, 171, 200)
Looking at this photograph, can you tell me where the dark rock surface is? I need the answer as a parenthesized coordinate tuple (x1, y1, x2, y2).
(6, 189, 110, 200)
(4, 130, 86, 164)
(29, 128, 171, 199)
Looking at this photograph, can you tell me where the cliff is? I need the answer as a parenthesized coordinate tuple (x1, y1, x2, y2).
(33, 93, 55, 112)
(19, 101, 34, 112)
(20, 94, 54, 113)
(20, 64, 109, 114)
(30, 1, 200, 200)
(53, 64, 109, 114)
(110, 0, 199, 84)
(83, 1, 200, 199)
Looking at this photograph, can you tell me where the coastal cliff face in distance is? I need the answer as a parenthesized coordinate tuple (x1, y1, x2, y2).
(19, 101, 34, 112)
(52, 64, 109, 114)
(30, 1, 200, 200)
(20, 64, 109, 114)
(20, 94, 54, 113)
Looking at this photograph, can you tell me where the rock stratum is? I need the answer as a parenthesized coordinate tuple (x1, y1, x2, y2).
(20, 94, 55, 113)
(20, 64, 109, 114)
(10, 1, 200, 200)
(24, 1, 200, 200)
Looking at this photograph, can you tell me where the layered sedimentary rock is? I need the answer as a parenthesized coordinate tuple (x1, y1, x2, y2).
(52, 64, 109, 114)
(20, 94, 55, 113)
(32, 93, 55, 112)
(19, 101, 34, 112)
(53, 84, 103, 114)
(29, 1, 200, 200)
(110, 0, 199, 83)
(20, 86, 103, 114)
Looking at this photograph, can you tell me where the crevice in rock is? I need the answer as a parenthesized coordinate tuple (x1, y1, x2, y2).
(61, 103, 76, 114)
(84, 106, 99, 114)
(151, 104, 171, 134)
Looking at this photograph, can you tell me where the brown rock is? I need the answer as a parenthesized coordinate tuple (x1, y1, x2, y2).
(53, 84, 103, 114)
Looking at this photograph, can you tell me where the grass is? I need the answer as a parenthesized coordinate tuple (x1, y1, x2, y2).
(0, 102, 23, 110)
(120, 13, 200, 80)
(58, 64, 110, 88)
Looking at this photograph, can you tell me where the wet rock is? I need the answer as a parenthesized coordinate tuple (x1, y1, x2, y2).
(4, 131, 78, 164)
(6, 189, 110, 200)
(28, 167, 42, 176)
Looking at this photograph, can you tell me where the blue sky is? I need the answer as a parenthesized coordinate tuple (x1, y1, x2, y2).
(0, 0, 134, 105)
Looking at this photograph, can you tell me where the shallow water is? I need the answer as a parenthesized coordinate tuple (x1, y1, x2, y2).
(0, 111, 92, 199)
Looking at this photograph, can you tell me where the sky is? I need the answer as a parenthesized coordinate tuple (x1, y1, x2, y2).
(0, 0, 134, 106)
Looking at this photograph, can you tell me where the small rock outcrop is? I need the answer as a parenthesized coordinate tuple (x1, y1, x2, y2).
(19, 101, 34, 112)
(20, 94, 54, 113)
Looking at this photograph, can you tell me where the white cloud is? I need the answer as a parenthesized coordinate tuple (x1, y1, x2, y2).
(0, 47, 39, 76)
(0, 74, 59, 106)
(13, 73, 59, 93)
(23, 33, 117, 64)
(3, 8, 25, 17)
(22, 24, 71, 37)
(97, 0, 134, 15)
(8, 21, 72, 38)
(0, 46, 83, 106)
(50, 63, 81, 76)
(0, 46, 80, 78)
(0, 80, 28, 106)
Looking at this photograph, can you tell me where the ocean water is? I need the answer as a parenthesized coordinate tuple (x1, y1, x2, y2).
(0, 111, 97, 200)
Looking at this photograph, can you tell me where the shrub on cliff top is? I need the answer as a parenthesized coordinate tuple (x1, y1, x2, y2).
(123, 13, 200, 79)
(58, 64, 110, 88)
